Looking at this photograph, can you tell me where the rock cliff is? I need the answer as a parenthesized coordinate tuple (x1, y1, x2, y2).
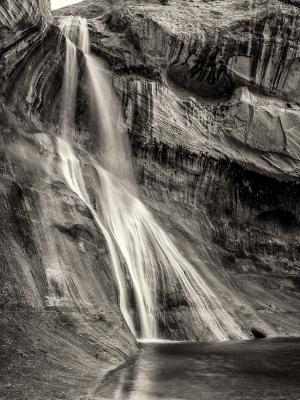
(1, 0, 300, 398)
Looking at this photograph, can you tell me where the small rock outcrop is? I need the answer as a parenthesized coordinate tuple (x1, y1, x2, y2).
(251, 327, 267, 339)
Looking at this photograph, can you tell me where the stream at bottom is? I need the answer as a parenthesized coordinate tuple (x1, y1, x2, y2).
(95, 338, 300, 400)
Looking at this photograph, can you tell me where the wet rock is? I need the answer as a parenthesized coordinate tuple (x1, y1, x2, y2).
(251, 327, 267, 339)
(54, 223, 93, 241)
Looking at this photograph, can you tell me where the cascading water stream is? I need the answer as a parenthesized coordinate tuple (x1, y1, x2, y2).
(57, 16, 247, 341)
(57, 139, 136, 335)
(57, 17, 135, 335)
(59, 20, 79, 137)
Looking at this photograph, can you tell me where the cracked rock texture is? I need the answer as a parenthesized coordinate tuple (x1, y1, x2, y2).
(1, 0, 300, 398)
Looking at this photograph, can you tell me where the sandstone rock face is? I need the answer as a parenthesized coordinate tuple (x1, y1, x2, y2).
(1, 0, 300, 397)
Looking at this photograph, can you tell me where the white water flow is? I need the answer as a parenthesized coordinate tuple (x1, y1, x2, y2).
(59, 20, 78, 137)
(58, 16, 246, 341)
(58, 17, 135, 334)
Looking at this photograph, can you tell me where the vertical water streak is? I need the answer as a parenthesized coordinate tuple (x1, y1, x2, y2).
(60, 36, 78, 138)
(85, 56, 134, 182)
(94, 166, 158, 338)
(58, 16, 136, 336)
(57, 138, 136, 335)
(93, 165, 245, 341)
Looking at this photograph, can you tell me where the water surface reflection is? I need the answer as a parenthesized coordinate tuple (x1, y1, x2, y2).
(96, 338, 300, 399)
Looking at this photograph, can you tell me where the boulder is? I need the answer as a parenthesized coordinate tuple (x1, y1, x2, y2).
(251, 327, 267, 339)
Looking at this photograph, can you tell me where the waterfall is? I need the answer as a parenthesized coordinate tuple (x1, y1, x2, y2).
(58, 16, 246, 341)
(58, 17, 135, 335)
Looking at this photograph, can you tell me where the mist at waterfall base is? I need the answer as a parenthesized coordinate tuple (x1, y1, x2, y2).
(56, 16, 262, 342)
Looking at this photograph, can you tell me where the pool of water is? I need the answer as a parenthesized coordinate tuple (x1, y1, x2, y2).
(95, 338, 300, 400)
